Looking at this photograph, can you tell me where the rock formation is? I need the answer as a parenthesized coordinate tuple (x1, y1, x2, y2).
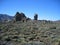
(34, 14, 38, 20)
(15, 12, 27, 22)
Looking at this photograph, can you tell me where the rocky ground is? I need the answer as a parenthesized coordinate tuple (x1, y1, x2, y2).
(0, 20, 60, 45)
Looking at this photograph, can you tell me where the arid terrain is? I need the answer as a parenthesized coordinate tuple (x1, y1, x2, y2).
(0, 20, 60, 45)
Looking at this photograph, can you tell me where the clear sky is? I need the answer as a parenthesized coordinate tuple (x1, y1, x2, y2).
(0, 0, 60, 21)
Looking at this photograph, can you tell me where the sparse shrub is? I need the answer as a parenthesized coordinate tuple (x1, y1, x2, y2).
(33, 27, 38, 30)
(0, 29, 2, 32)
(29, 37, 34, 41)
(41, 35, 48, 38)
(49, 26, 56, 29)
(5, 38, 11, 41)
(0, 37, 2, 40)
(12, 36, 19, 39)
(58, 41, 60, 45)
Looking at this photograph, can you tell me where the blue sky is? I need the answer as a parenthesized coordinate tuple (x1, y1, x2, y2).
(0, 0, 60, 21)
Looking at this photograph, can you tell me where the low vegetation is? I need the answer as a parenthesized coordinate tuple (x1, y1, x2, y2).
(0, 20, 60, 45)
(0, 12, 60, 45)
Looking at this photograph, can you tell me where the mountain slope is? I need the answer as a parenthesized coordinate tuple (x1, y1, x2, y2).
(0, 14, 13, 22)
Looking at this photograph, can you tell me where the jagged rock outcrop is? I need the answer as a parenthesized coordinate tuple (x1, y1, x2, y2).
(15, 12, 27, 22)
(34, 14, 38, 20)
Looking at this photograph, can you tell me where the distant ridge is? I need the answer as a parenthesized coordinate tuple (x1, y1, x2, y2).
(0, 14, 13, 22)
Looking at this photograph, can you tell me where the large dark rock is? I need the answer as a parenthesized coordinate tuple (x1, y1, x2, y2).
(15, 12, 27, 22)
(34, 14, 38, 20)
